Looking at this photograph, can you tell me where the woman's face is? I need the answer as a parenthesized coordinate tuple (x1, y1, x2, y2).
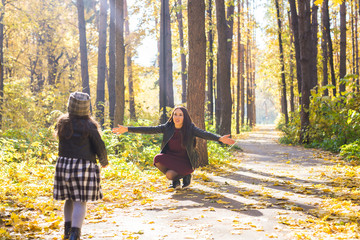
(172, 108, 184, 128)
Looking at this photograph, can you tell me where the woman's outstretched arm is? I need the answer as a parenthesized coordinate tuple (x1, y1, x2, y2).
(112, 125, 128, 134)
(218, 134, 235, 145)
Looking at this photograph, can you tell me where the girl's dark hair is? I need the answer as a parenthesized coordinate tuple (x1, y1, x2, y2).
(55, 113, 100, 139)
(168, 106, 194, 147)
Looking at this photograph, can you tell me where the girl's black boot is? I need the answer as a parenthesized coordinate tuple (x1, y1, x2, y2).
(63, 221, 71, 240)
(69, 227, 81, 240)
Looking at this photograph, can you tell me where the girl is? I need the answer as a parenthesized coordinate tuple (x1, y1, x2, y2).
(53, 92, 108, 240)
(112, 106, 234, 189)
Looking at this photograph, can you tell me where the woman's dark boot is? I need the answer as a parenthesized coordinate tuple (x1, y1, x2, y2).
(69, 227, 81, 240)
(63, 221, 71, 240)
(169, 179, 181, 189)
(182, 174, 192, 188)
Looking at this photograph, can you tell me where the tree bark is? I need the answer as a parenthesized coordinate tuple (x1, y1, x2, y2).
(298, 0, 312, 143)
(187, 0, 208, 166)
(323, 0, 336, 96)
(236, 0, 241, 134)
(108, 0, 116, 127)
(215, 0, 233, 135)
(275, 0, 288, 125)
(288, 0, 302, 95)
(288, 11, 295, 112)
(0, 0, 4, 129)
(77, 0, 91, 95)
(114, 0, 125, 126)
(339, 1, 346, 95)
(206, 0, 214, 124)
(175, 0, 187, 104)
(96, 0, 108, 126)
(124, 0, 136, 120)
(160, 0, 174, 123)
(310, 2, 318, 90)
(321, 0, 329, 96)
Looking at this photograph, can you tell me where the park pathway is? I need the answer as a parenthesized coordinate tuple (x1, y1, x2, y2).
(78, 125, 338, 239)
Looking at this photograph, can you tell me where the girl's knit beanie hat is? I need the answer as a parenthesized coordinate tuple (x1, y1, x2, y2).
(67, 92, 90, 116)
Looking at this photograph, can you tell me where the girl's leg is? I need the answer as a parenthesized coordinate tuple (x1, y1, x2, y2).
(72, 201, 87, 228)
(64, 199, 74, 222)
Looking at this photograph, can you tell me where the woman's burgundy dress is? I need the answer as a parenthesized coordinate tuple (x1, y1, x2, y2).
(153, 129, 194, 176)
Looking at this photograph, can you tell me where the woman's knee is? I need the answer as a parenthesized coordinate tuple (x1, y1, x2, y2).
(165, 170, 178, 180)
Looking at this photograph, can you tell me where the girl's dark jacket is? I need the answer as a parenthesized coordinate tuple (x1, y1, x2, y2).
(128, 121, 221, 169)
(58, 119, 108, 167)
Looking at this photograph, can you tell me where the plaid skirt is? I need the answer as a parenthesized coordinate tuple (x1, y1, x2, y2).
(53, 157, 103, 202)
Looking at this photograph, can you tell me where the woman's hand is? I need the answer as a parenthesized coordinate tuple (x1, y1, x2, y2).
(219, 134, 235, 145)
(112, 125, 128, 135)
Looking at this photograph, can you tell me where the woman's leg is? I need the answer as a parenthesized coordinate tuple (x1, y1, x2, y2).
(154, 162, 168, 174)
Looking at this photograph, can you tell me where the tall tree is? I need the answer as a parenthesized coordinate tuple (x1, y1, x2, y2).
(206, 0, 214, 124)
(323, 0, 336, 96)
(175, 0, 187, 104)
(236, 0, 243, 134)
(298, 0, 312, 143)
(159, 0, 174, 123)
(187, 0, 208, 166)
(215, 0, 233, 135)
(114, 0, 125, 126)
(240, 0, 245, 126)
(288, 0, 302, 95)
(339, 1, 346, 95)
(275, 0, 288, 124)
(288, 11, 295, 112)
(321, 0, 329, 96)
(310, 1, 318, 90)
(124, 0, 136, 120)
(76, 0, 91, 95)
(108, 0, 116, 127)
(0, 0, 4, 129)
(96, 0, 108, 126)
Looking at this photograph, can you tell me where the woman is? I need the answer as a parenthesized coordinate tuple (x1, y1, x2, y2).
(112, 106, 235, 189)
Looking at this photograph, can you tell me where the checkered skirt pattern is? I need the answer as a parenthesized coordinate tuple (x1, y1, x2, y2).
(67, 92, 90, 117)
(53, 157, 103, 202)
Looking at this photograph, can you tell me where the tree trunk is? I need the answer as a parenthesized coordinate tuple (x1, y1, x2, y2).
(321, 0, 329, 96)
(298, 0, 312, 143)
(160, 0, 174, 123)
(324, 0, 336, 96)
(187, 0, 208, 166)
(175, 0, 187, 104)
(275, 0, 288, 125)
(96, 0, 108, 126)
(124, 0, 136, 120)
(77, 0, 91, 95)
(114, 0, 125, 126)
(356, 1, 359, 91)
(215, 0, 233, 135)
(240, 0, 245, 126)
(206, 0, 214, 124)
(288, 0, 302, 95)
(310, 2, 318, 90)
(236, 0, 241, 134)
(0, 0, 4, 129)
(288, 11, 295, 112)
(108, 0, 116, 127)
(339, 1, 346, 95)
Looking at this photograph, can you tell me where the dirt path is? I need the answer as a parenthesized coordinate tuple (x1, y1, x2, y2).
(57, 125, 339, 239)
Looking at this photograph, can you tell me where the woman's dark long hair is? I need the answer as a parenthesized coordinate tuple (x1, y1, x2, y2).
(55, 113, 100, 139)
(168, 106, 194, 147)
